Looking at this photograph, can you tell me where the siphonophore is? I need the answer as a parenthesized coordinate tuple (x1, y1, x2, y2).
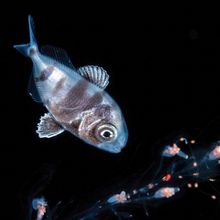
(21, 136, 220, 220)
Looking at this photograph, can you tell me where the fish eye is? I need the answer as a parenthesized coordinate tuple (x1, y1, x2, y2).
(96, 124, 117, 142)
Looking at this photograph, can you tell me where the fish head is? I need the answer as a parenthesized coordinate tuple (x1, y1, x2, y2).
(78, 104, 128, 153)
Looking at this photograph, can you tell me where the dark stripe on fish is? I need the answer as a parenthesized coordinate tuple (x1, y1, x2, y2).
(35, 66, 54, 82)
(48, 79, 104, 134)
(48, 79, 90, 123)
(61, 79, 89, 108)
(61, 80, 104, 113)
(84, 92, 103, 110)
(52, 78, 66, 95)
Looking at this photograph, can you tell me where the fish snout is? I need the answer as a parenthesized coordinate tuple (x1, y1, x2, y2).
(97, 128, 128, 153)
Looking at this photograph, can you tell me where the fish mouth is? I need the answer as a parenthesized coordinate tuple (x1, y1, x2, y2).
(97, 133, 128, 154)
(105, 130, 128, 153)
(98, 145, 122, 153)
(107, 146, 122, 153)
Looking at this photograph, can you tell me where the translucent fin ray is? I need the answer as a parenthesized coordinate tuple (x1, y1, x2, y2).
(36, 113, 64, 138)
(14, 15, 38, 57)
(78, 65, 109, 89)
(41, 45, 76, 70)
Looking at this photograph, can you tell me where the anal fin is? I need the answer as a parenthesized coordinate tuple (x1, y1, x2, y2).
(36, 113, 64, 138)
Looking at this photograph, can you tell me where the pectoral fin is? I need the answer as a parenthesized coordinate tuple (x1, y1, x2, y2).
(78, 65, 109, 89)
(36, 113, 64, 138)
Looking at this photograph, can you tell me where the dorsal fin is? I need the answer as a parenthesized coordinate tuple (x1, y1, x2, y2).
(77, 65, 109, 89)
(28, 71, 42, 103)
(41, 45, 76, 70)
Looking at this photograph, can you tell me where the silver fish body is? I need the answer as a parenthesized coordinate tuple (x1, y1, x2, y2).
(14, 16, 128, 153)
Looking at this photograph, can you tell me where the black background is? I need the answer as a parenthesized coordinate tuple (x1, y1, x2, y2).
(1, 2, 220, 220)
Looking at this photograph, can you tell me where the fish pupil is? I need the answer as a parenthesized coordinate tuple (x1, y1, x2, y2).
(103, 130, 112, 138)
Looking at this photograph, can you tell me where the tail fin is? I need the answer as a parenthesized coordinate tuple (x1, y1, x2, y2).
(14, 15, 38, 57)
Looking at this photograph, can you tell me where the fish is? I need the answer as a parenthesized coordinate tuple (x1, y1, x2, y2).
(14, 15, 128, 153)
